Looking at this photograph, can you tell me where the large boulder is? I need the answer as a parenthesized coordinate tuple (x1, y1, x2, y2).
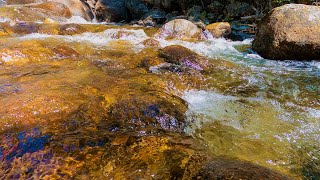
(253, 4, 320, 60)
(0, 2, 71, 22)
(155, 19, 206, 41)
(6, 0, 93, 21)
(47, 0, 94, 20)
(6, 0, 43, 4)
(32, 2, 72, 18)
(95, 0, 128, 22)
(125, 0, 150, 20)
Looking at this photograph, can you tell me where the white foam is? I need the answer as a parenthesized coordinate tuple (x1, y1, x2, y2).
(66, 16, 90, 24)
(156, 38, 247, 59)
(312, 61, 320, 69)
(19, 28, 149, 44)
(182, 90, 248, 132)
(183, 90, 320, 146)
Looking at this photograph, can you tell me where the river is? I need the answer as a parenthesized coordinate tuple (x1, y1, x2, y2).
(0, 13, 319, 179)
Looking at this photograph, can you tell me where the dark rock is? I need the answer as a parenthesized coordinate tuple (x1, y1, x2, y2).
(125, 0, 150, 20)
(107, 93, 187, 133)
(207, 1, 224, 15)
(142, 9, 167, 25)
(253, 4, 320, 60)
(141, 16, 156, 27)
(191, 158, 292, 180)
(227, 24, 253, 41)
(159, 45, 209, 71)
(187, 6, 209, 24)
(95, 0, 128, 22)
(226, 1, 254, 19)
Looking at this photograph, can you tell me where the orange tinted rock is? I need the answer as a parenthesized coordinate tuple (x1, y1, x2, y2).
(33, 2, 72, 18)
(1, 22, 39, 35)
(59, 24, 88, 35)
(51, 0, 94, 20)
(0, 3, 69, 22)
(205, 22, 231, 38)
(111, 135, 129, 146)
(0, 41, 54, 64)
(0, 25, 9, 36)
(52, 45, 80, 59)
(38, 23, 60, 35)
(6, 0, 43, 4)
(141, 38, 160, 47)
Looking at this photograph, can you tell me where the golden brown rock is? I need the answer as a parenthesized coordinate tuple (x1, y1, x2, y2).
(47, 0, 94, 20)
(6, 0, 43, 4)
(52, 45, 80, 59)
(59, 23, 88, 35)
(32, 2, 72, 18)
(0, 3, 70, 22)
(141, 38, 160, 47)
(205, 22, 231, 38)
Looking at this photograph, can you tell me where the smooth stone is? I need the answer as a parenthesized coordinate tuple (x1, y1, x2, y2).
(205, 22, 231, 38)
(253, 4, 320, 60)
(154, 19, 206, 41)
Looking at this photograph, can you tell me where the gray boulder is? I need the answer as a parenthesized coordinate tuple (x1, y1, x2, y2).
(253, 4, 320, 60)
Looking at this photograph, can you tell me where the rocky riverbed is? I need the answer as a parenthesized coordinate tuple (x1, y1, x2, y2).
(0, 1, 320, 179)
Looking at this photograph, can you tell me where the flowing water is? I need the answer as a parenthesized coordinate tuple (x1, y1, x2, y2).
(0, 5, 320, 179)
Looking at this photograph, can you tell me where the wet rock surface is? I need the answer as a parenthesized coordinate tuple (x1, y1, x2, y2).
(159, 45, 210, 71)
(191, 158, 292, 180)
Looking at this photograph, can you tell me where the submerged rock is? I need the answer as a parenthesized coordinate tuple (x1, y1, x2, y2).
(253, 4, 320, 60)
(32, 2, 72, 18)
(159, 45, 209, 71)
(154, 19, 206, 41)
(140, 38, 160, 47)
(107, 92, 188, 133)
(59, 23, 88, 35)
(188, 158, 291, 180)
(1, 22, 40, 35)
(0, 40, 54, 64)
(205, 22, 231, 38)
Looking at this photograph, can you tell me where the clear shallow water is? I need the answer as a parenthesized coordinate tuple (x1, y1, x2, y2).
(0, 22, 319, 178)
